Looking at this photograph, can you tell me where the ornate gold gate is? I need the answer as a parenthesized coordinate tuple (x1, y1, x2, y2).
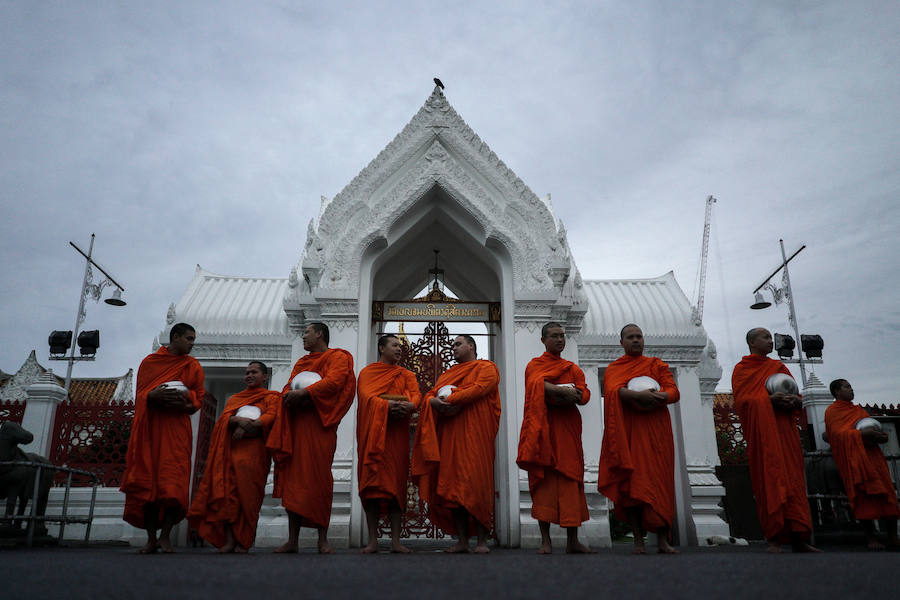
(375, 321, 455, 538)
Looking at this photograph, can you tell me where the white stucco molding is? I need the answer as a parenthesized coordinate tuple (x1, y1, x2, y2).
(294, 87, 583, 301)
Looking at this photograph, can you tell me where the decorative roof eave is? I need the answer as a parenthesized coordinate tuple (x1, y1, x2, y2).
(319, 86, 549, 230)
(297, 86, 581, 298)
(0, 350, 133, 404)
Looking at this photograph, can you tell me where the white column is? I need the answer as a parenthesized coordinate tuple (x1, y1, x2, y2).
(802, 373, 832, 450)
(327, 318, 359, 549)
(513, 320, 552, 548)
(577, 359, 612, 548)
(22, 371, 67, 457)
(675, 365, 729, 545)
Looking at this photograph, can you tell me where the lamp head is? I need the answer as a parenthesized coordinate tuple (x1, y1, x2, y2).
(104, 289, 126, 306)
(750, 291, 772, 310)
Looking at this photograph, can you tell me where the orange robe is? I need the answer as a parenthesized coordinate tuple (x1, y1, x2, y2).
(356, 362, 422, 506)
(266, 348, 355, 528)
(825, 400, 900, 520)
(120, 346, 205, 529)
(414, 359, 501, 535)
(187, 387, 279, 549)
(517, 352, 591, 527)
(732, 354, 812, 542)
(597, 354, 679, 532)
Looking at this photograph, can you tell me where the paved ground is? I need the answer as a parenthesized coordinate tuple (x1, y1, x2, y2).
(2, 542, 899, 600)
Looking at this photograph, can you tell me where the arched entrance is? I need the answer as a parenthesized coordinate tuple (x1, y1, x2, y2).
(353, 184, 518, 546)
(369, 270, 501, 540)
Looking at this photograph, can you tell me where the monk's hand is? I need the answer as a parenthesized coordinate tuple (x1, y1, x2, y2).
(648, 391, 667, 406)
(388, 401, 405, 419)
(148, 386, 182, 409)
(394, 400, 414, 418)
(861, 428, 886, 447)
(431, 397, 460, 416)
(623, 389, 660, 412)
(284, 388, 311, 410)
(769, 392, 797, 411)
(556, 385, 582, 406)
(241, 419, 262, 438)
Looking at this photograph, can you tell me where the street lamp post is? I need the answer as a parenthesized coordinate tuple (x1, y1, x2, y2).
(50, 234, 126, 391)
(749, 239, 821, 388)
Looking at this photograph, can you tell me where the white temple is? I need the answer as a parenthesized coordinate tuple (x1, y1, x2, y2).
(157, 86, 728, 548)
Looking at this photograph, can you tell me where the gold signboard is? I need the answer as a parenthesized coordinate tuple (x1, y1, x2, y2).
(373, 301, 500, 323)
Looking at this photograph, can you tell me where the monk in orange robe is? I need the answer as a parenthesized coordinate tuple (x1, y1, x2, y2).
(267, 322, 355, 554)
(187, 361, 279, 553)
(597, 323, 679, 554)
(356, 335, 430, 553)
(517, 322, 593, 554)
(732, 327, 820, 553)
(121, 322, 205, 553)
(825, 378, 899, 550)
(415, 334, 500, 553)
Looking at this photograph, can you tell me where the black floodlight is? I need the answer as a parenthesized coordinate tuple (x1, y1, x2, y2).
(49, 330, 73, 355)
(801, 334, 824, 359)
(774, 333, 795, 359)
(77, 330, 100, 356)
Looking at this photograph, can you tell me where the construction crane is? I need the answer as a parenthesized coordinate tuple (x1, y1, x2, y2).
(691, 195, 716, 326)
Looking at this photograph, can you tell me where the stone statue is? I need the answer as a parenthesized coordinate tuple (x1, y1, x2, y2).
(0, 422, 53, 535)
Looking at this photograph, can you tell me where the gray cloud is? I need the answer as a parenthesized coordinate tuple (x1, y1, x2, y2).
(1, 1, 898, 405)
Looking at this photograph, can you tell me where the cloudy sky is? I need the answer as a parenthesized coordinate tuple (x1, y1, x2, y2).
(1, 1, 898, 402)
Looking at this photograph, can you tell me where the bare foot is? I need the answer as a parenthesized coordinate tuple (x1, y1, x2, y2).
(537, 543, 552, 555)
(791, 542, 823, 553)
(657, 540, 679, 554)
(632, 543, 647, 555)
(158, 538, 176, 553)
(360, 544, 379, 554)
(445, 541, 470, 553)
(216, 545, 235, 554)
(318, 542, 335, 554)
(234, 546, 248, 554)
(766, 542, 783, 554)
(138, 540, 159, 554)
(473, 543, 490, 554)
(566, 541, 595, 554)
(274, 542, 299, 553)
(390, 543, 412, 554)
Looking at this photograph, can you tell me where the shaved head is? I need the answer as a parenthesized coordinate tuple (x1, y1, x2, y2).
(746, 327, 767, 346)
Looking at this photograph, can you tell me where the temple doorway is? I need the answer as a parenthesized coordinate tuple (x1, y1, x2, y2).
(371, 280, 497, 540)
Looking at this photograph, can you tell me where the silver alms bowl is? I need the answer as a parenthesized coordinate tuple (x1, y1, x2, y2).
(161, 380, 188, 393)
(437, 385, 457, 400)
(236, 405, 262, 420)
(627, 376, 660, 392)
(855, 417, 883, 433)
(765, 373, 799, 395)
(291, 371, 322, 390)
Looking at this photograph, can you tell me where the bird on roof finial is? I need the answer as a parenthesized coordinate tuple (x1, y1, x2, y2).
(433, 77, 444, 90)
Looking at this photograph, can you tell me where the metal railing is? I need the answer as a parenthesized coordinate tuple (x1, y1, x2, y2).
(0, 460, 99, 547)
(804, 451, 900, 541)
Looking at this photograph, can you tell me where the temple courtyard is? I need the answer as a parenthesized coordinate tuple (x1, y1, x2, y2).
(2, 542, 898, 599)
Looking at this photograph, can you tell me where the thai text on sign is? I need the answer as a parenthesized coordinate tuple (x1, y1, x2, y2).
(374, 302, 500, 323)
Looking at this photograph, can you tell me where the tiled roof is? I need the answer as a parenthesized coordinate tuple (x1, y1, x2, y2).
(67, 377, 123, 405)
(579, 272, 707, 344)
(714, 392, 734, 407)
(164, 266, 291, 340)
(0, 351, 132, 404)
